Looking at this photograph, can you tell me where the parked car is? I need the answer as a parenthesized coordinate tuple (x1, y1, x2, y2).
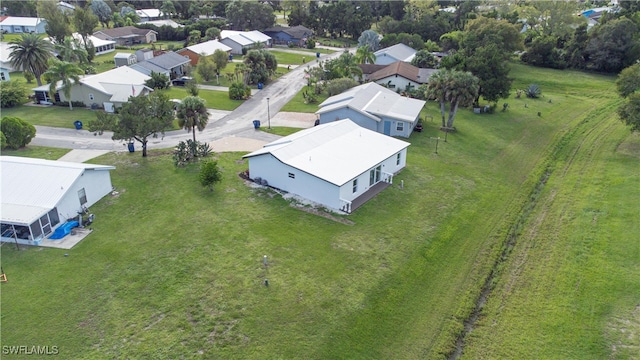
(172, 76, 193, 86)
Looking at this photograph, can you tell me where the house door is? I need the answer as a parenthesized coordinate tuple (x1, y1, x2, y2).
(369, 165, 381, 186)
(383, 121, 391, 135)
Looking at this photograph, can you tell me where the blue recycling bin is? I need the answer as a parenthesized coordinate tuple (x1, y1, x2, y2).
(253, 120, 260, 129)
(257, 82, 263, 90)
(74, 120, 83, 130)
(229, 54, 233, 61)
(127, 142, 135, 152)
(316, 52, 320, 58)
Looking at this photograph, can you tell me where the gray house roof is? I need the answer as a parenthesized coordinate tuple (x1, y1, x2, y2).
(374, 43, 417, 63)
(316, 82, 425, 123)
(130, 51, 189, 75)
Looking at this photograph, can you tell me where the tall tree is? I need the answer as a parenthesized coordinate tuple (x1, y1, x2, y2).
(177, 96, 209, 143)
(354, 44, 376, 64)
(585, 17, 640, 73)
(9, 33, 54, 86)
(225, 0, 275, 30)
(358, 30, 380, 51)
(425, 69, 479, 129)
(38, 1, 72, 44)
(411, 50, 438, 68)
(197, 55, 217, 81)
(521, 1, 584, 39)
(90, 0, 113, 29)
(43, 59, 84, 110)
(55, 36, 89, 64)
(73, 6, 99, 49)
(616, 63, 640, 131)
(160, 0, 177, 18)
(88, 92, 175, 157)
(212, 49, 229, 74)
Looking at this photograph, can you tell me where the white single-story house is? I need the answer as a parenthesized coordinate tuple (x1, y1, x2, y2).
(32, 66, 152, 112)
(243, 119, 410, 213)
(365, 61, 438, 91)
(79, 33, 116, 55)
(374, 43, 417, 65)
(93, 26, 157, 46)
(1, 67, 10, 81)
(0, 156, 115, 246)
(0, 16, 47, 34)
(136, 8, 163, 22)
(177, 39, 232, 65)
(114, 52, 137, 67)
(220, 30, 271, 55)
(139, 19, 183, 28)
(0, 42, 18, 71)
(316, 82, 426, 138)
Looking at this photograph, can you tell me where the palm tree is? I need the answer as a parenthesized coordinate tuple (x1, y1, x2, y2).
(354, 44, 376, 64)
(8, 33, 54, 86)
(55, 36, 88, 64)
(426, 69, 479, 130)
(43, 59, 84, 110)
(177, 96, 209, 143)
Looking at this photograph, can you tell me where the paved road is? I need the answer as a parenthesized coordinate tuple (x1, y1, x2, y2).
(31, 47, 351, 153)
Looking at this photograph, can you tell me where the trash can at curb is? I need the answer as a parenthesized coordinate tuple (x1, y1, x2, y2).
(74, 120, 83, 130)
(257, 82, 263, 90)
(127, 142, 135, 152)
(253, 120, 260, 129)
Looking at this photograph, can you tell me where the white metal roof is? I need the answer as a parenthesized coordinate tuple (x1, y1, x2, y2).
(243, 119, 410, 186)
(374, 43, 417, 62)
(182, 40, 232, 56)
(114, 52, 135, 59)
(139, 19, 183, 28)
(317, 82, 425, 122)
(0, 17, 45, 27)
(136, 9, 162, 18)
(220, 30, 271, 46)
(0, 156, 115, 225)
(0, 42, 12, 63)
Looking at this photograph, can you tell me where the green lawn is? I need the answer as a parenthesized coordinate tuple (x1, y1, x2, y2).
(161, 87, 243, 111)
(279, 85, 328, 113)
(2, 63, 635, 359)
(1, 145, 70, 160)
(1, 104, 101, 128)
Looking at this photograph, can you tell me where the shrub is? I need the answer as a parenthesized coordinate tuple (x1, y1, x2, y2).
(144, 71, 170, 90)
(1, 116, 36, 149)
(302, 89, 317, 104)
(199, 160, 222, 191)
(0, 131, 6, 149)
(173, 139, 212, 167)
(229, 81, 249, 100)
(23, 71, 35, 83)
(325, 77, 359, 96)
(526, 84, 542, 98)
(306, 37, 316, 49)
(0, 81, 28, 108)
(54, 101, 86, 108)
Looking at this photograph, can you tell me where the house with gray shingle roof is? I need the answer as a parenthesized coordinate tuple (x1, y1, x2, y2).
(263, 25, 313, 46)
(129, 51, 190, 79)
(315, 82, 426, 138)
(93, 26, 157, 46)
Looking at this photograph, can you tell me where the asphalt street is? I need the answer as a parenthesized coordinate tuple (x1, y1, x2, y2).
(30, 46, 350, 153)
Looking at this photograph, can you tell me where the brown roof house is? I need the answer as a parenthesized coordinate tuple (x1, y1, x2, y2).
(93, 26, 157, 46)
(361, 61, 438, 92)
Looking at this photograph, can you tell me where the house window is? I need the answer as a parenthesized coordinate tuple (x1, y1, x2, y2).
(396, 153, 401, 165)
(89, 93, 94, 101)
(396, 122, 404, 131)
(0, 72, 5, 81)
(352, 179, 358, 193)
(288, 172, 295, 179)
(78, 188, 87, 205)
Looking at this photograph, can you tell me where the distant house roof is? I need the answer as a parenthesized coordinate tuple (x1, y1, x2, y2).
(220, 30, 271, 45)
(263, 25, 313, 39)
(33, 66, 152, 102)
(0, 16, 46, 27)
(145, 51, 190, 69)
(0, 156, 114, 225)
(57, 1, 75, 11)
(358, 63, 389, 76)
(374, 43, 417, 63)
(94, 26, 157, 40)
(114, 52, 135, 59)
(130, 61, 167, 75)
(179, 40, 231, 56)
(243, 119, 410, 186)
(368, 61, 437, 84)
(135, 9, 162, 19)
(139, 19, 183, 28)
(317, 82, 426, 123)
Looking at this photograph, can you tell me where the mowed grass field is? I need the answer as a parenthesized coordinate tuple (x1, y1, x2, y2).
(2, 63, 636, 359)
